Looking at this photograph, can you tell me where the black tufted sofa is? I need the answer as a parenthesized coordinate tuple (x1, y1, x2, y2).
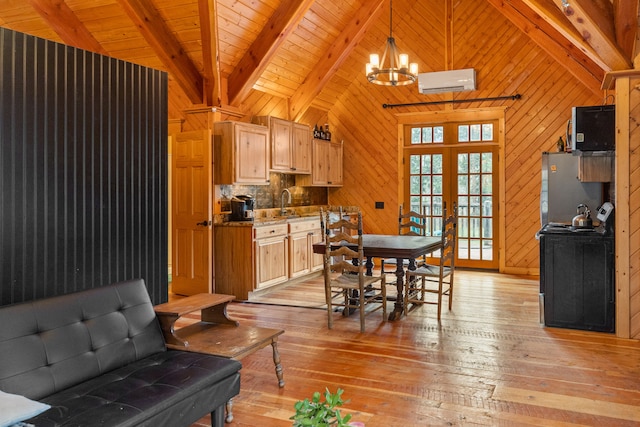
(0, 279, 241, 427)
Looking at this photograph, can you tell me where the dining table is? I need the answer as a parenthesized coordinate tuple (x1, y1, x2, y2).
(312, 234, 443, 320)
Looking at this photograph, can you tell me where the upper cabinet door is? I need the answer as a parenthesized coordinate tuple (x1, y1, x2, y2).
(235, 123, 270, 183)
(270, 117, 292, 172)
(292, 123, 311, 174)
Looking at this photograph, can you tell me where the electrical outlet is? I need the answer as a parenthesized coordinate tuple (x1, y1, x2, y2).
(375, 201, 384, 209)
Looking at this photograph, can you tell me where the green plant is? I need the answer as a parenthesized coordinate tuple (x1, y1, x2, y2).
(290, 388, 353, 426)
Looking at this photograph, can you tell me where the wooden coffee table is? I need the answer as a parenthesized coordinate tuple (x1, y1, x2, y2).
(154, 293, 285, 422)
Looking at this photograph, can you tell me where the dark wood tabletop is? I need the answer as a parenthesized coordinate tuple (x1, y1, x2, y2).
(312, 234, 442, 259)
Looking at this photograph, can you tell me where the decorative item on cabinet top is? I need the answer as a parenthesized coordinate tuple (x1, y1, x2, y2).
(252, 116, 312, 175)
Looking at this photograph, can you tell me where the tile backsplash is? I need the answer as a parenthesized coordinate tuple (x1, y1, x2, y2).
(218, 172, 327, 211)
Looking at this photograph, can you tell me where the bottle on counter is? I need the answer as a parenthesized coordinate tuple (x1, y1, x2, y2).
(324, 124, 331, 141)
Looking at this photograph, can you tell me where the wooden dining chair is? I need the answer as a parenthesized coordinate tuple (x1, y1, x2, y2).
(323, 210, 387, 332)
(404, 202, 458, 320)
(380, 205, 428, 278)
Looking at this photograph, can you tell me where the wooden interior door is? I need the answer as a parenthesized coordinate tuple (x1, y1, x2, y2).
(172, 130, 213, 295)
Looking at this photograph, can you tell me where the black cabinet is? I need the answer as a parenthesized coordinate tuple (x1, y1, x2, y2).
(540, 232, 615, 332)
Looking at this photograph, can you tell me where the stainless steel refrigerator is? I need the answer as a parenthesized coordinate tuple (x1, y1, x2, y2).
(540, 152, 603, 226)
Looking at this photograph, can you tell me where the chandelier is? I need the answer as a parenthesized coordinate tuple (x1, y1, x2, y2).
(365, 0, 418, 86)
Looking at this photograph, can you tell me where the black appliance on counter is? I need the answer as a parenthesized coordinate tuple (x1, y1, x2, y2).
(230, 195, 255, 221)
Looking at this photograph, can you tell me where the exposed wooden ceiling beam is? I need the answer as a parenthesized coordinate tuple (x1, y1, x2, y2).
(550, 0, 631, 70)
(198, 0, 222, 106)
(289, 0, 385, 122)
(116, 0, 203, 104)
(521, 0, 608, 70)
(613, 0, 639, 62)
(487, 0, 604, 96)
(227, 0, 315, 106)
(26, 0, 108, 55)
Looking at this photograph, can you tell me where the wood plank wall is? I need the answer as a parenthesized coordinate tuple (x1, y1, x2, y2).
(626, 77, 640, 339)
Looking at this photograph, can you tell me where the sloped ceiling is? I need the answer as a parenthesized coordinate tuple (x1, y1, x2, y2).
(1, 0, 638, 120)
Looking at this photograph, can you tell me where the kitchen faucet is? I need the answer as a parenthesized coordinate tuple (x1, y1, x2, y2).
(280, 188, 292, 216)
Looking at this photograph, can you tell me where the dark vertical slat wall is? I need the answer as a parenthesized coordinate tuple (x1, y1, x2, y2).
(0, 28, 168, 306)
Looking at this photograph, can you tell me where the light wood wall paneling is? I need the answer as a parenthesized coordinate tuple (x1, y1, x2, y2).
(627, 78, 640, 339)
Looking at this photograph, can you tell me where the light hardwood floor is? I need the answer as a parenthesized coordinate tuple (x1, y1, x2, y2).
(183, 270, 640, 426)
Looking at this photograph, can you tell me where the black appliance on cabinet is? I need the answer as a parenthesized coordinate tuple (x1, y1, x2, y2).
(571, 104, 615, 152)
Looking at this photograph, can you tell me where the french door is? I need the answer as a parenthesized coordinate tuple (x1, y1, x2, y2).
(404, 121, 499, 269)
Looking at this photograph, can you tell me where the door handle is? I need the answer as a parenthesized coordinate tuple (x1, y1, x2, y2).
(196, 220, 210, 226)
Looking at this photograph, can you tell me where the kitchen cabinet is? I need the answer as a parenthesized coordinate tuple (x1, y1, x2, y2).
(214, 222, 288, 300)
(539, 231, 615, 332)
(288, 218, 323, 279)
(214, 217, 324, 300)
(253, 116, 311, 174)
(254, 223, 289, 289)
(296, 139, 343, 187)
(578, 152, 614, 182)
(213, 121, 270, 185)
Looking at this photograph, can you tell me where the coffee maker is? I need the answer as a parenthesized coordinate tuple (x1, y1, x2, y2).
(230, 195, 255, 221)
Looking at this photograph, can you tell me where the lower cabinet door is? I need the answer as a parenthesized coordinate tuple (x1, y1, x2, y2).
(255, 235, 288, 289)
(289, 232, 311, 279)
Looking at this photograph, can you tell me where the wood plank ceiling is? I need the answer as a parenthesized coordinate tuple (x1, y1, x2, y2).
(0, 0, 637, 120)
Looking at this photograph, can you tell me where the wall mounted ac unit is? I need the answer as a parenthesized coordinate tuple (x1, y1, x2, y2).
(418, 68, 476, 94)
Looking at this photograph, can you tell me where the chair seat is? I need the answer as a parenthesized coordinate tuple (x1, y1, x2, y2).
(408, 264, 452, 278)
(330, 273, 383, 289)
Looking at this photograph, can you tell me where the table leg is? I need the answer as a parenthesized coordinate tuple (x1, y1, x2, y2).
(365, 256, 374, 276)
(225, 398, 234, 423)
(271, 338, 285, 387)
(388, 258, 406, 320)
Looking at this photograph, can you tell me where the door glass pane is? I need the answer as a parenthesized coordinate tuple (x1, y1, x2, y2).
(422, 176, 432, 194)
(434, 127, 444, 142)
(410, 155, 420, 173)
(458, 125, 469, 142)
(482, 124, 493, 140)
(470, 125, 481, 141)
(422, 155, 432, 173)
(411, 128, 421, 143)
(422, 128, 433, 143)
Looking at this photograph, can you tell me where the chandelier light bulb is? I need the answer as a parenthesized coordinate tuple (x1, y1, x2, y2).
(399, 54, 409, 69)
(369, 54, 380, 69)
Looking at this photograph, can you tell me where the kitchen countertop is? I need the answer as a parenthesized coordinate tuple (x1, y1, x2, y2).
(217, 213, 321, 227)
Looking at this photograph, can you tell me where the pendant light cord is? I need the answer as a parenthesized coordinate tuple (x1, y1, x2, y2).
(389, 0, 393, 38)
